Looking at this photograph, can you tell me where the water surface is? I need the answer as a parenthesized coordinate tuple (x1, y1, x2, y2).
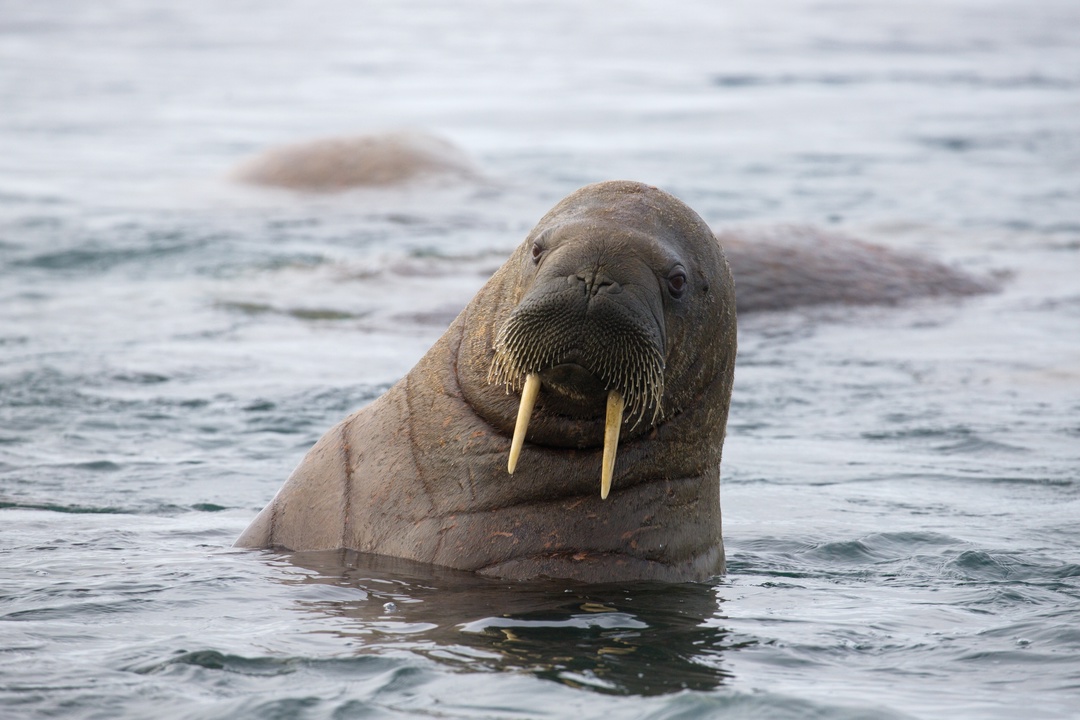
(2, 1, 1079, 718)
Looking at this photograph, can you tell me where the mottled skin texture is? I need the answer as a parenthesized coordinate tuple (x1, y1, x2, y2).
(236, 181, 737, 582)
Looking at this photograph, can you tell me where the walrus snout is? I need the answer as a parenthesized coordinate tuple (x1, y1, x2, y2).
(488, 271, 666, 429)
(489, 242, 671, 499)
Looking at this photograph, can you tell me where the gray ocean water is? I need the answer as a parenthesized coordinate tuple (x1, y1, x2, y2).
(2, 1, 1079, 718)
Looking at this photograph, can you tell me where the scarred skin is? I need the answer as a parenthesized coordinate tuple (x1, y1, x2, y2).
(236, 181, 737, 582)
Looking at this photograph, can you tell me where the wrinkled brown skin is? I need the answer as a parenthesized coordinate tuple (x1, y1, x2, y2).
(236, 181, 737, 582)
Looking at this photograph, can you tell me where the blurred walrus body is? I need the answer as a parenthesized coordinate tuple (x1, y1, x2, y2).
(231, 132, 479, 190)
(720, 225, 993, 313)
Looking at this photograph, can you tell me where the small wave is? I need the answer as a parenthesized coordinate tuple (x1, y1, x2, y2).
(4, 597, 154, 622)
(807, 531, 962, 565)
(0, 500, 131, 514)
(460, 612, 648, 634)
(944, 550, 1014, 581)
(944, 550, 1080, 584)
(215, 300, 369, 321)
(129, 649, 411, 679)
(137, 650, 300, 676)
(13, 241, 195, 274)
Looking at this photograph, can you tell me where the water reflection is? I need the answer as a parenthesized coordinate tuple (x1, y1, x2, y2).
(279, 549, 741, 695)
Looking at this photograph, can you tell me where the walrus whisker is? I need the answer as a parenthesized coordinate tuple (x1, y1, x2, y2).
(489, 311, 666, 435)
(507, 372, 540, 474)
(601, 390, 624, 499)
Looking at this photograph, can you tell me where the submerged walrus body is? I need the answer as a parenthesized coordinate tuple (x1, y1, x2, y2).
(721, 225, 994, 313)
(237, 181, 737, 582)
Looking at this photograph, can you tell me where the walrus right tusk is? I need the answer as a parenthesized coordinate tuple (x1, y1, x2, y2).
(508, 373, 540, 474)
(601, 390, 624, 500)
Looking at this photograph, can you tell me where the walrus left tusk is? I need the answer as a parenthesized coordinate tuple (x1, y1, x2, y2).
(508, 373, 540, 474)
(601, 390, 624, 500)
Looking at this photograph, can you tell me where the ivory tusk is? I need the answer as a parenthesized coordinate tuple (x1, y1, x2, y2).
(601, 390, 624, 499)
(508, 373, 540, 474)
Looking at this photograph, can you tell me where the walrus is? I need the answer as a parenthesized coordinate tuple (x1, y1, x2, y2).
(231, 131, 480, 190)
(236, 180, 736, 582)
(720, 224, 995, 313)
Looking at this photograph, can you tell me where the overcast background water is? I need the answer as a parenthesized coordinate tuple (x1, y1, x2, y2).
(2, 1, 1079, 718)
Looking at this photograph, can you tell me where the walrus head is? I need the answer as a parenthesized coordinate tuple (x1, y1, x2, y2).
(459, 180, 737, 503)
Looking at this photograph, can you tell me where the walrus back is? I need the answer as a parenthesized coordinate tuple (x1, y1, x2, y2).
(720, 225, 997, 314)
(230, 132, 479, 191)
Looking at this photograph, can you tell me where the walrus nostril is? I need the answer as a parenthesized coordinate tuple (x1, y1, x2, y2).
(574, 269, 618, 296)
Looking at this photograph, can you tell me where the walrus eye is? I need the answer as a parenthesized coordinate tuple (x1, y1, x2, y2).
(667, 269, 687, 298)
(530, 242, 543, 263)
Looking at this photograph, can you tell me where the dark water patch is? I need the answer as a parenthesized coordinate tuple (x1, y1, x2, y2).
(191, 503, 227, 512)
(0, 501, 132, 514)
(4, 597, 155, 621)
(287, 307, 363, 321)
(1, 365, 379, 447)
(112, 371, 170, 385)
(73, 460, 123, 472)
(859, 425, 1027, 456)
(981, 475, 1074, 487)
(215, 301, 369, 321)
(936, 437, 1028, 455)
(710, 71, 1077, 90)
(0, 216, 310, 281)
(920, 136, 979, 153)
(246, 253, 330, 274)
(13, 237, 201, 274)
